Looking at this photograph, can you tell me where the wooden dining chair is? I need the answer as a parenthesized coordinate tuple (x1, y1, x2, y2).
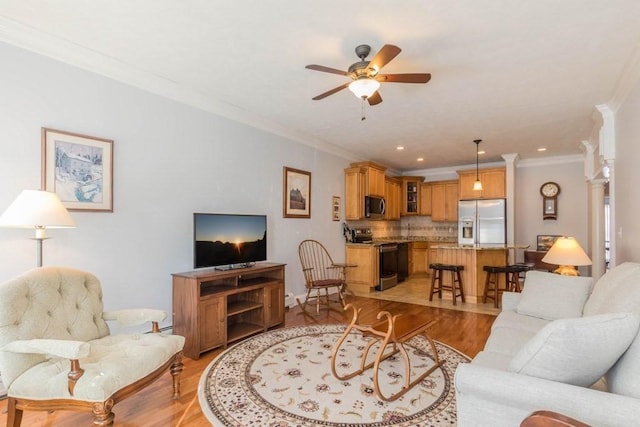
(297, 240, 348, 314)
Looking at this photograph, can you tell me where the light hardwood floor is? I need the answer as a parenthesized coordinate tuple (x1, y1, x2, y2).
(0, 293, 497, 426)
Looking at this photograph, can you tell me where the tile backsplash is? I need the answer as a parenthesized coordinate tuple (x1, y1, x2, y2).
(347, 216, 457, 240)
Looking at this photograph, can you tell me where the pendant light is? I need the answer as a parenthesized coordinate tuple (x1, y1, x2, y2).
(473, 139, 483, 191)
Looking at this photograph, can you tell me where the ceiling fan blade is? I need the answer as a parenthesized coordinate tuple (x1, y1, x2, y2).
(367, 91, 383, 106)
(305, 64, 349, 76)
(312, 82, 351, 100)
(368, 44, 401, 72)
(377, 73, 432, 83)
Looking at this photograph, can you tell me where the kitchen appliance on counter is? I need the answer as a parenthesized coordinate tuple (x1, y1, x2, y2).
(352, 227, 373, 243)
(458, 199, 506, 245)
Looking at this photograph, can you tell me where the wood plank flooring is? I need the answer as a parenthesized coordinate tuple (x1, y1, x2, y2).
(0, 295, 496, 426)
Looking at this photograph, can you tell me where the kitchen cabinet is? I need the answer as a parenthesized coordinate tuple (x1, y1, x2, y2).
(345, 244, 379, 294)
(344, 166, 365, 220)
(384, 176, 401, 220)
(344, 162, 387, 220)
(400, 176, 425, 215)
(458, 167, 506, 200)
(420, 183, 432, 216)
(409, 241, 429, 275)
(431, 180, 459, 222)
(350, 161, 387, 197)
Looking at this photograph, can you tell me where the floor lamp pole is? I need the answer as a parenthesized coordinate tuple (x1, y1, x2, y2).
(36, 237, 44, 267)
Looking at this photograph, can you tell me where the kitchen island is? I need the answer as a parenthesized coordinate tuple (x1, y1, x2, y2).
(345, 238, 456, 294)
(430, 245, 527, 303)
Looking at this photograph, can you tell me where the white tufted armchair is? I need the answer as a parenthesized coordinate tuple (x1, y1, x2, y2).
(0, 266, 185, 426)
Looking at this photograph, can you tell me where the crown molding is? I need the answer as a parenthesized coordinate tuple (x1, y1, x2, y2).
(0, 17, 361, 163)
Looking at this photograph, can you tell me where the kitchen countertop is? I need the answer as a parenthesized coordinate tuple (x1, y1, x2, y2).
(346, 237, 457, 246)
(430, 244, 530, 250)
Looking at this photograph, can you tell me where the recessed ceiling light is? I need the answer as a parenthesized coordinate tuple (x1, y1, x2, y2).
(417, 157, 424, 162)
(396, 146, 404, 150)
(537, 147, 547, 152)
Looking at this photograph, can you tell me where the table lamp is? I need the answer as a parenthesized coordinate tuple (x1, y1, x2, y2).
(0, 190, 76, 267)
(542, 236, 591, 276)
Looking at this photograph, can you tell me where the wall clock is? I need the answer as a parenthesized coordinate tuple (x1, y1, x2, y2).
(540, 182, 560, 220)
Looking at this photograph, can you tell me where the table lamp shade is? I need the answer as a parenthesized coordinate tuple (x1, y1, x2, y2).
(0, 190, 75, 229)
(542, 236, 591, 276)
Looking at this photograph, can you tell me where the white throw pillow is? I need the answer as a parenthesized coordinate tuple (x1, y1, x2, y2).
(516, 271, 593, 320)
(508, 313, 640, 387)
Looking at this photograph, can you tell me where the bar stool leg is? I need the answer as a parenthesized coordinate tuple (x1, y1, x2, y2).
(429, 270, 437, 301)
(456, 270, 465, 303)
(482, 271, 491, 304)
(449, 270, 457, 306)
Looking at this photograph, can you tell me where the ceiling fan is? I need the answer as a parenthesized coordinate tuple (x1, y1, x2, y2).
(305, 44, 431, 106)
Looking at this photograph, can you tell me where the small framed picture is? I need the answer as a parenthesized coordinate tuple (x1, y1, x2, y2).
(332, 196, 340, 221)
(42, 128, 113, 212)
(283, 167, 311, 218)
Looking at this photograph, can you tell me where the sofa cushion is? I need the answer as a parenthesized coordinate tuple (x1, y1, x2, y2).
(515, 271, 593, 320)
(491, 310, 551, 334)
(508, 312, 640, 387)
(471, 350, 513, 371)
(583, 262, 640, 316)
(483, 325, 539, 358)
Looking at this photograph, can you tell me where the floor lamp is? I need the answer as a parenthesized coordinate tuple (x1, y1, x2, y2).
(0, 190, 76, 267)
(542, 236, 592, 276)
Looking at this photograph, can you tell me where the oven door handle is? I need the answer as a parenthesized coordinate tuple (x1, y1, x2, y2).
(379, 244, 398, 253)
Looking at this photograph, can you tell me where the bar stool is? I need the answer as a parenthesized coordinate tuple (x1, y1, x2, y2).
(483, 264, 530, 308)
(429, 263, 465, 305)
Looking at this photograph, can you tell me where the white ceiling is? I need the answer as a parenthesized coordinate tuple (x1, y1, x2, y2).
(2, 1, 640, 171)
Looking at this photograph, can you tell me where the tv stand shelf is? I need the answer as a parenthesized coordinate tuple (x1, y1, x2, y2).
(172, 262, 286, 359)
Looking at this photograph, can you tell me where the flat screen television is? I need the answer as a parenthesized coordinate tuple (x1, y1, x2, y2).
(194, 213, 267, 269)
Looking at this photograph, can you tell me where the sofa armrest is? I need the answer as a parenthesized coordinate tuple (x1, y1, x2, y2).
(501, 291, 521, 311)
(455, 363, 640, 427)
(2, 339, 90, 359)
(103, 308, 167, 328)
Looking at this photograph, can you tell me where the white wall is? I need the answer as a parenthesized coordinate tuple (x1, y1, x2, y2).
(614, 76, 640, 263)
(0, 42, 350, 330)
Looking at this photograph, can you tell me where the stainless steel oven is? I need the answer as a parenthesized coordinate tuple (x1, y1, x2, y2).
(376, 243, 398, 291)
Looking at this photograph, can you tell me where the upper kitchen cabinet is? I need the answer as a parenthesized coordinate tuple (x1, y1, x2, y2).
(345, 161, 387, 220)
(351, 161, 386, 197)
(458, 167, 506, 200)
(400, 176, 425, 216)
(419, 183, 432, 216)
(384, 176, 401, 220)
(431, 180, 459, 222)
(344, 166, 365, 220)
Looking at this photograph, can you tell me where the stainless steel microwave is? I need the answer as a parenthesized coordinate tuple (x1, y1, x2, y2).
(365, 195, 386, 218)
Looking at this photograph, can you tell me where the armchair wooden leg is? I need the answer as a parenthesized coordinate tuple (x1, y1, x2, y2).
(7, 398, 23, 427)
(171, 353, 184, 399)
(91, 399, 115, 426)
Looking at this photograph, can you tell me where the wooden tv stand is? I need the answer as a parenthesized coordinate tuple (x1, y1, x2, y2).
(172, 262, 286, 360)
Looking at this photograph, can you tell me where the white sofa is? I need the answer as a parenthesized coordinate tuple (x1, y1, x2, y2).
(455, 262, 640, 427)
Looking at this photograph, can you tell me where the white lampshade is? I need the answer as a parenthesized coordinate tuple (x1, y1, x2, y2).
(473, 180, 483, 191)
(542, 236, 591, 276)
(0, 190, 75, 230)
(348, 78, 380, 99)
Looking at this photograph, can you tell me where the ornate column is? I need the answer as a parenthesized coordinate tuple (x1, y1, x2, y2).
(589, 179, 607, 280)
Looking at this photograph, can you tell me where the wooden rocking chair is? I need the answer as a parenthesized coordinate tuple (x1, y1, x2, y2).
(297, 240, 348, 314)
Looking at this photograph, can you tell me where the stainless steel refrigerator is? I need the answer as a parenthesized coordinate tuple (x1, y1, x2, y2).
(458, 199, 506, 245)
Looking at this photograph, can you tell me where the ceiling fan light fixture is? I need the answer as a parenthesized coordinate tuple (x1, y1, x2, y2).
(348, 78, 380, 99)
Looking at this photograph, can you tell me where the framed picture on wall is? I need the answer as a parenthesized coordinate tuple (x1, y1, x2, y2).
(332, 196, 340, 221)
(283, 167, 311, 218)
(42, 128, 114, 212)
(537, 234, 561, 251)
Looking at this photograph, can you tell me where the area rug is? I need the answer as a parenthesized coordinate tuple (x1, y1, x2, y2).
(198, 324, 470, 426)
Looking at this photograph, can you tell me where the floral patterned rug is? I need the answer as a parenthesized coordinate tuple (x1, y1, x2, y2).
(198, 324, 470, 426)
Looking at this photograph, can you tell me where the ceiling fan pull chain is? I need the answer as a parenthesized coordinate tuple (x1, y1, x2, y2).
(361, 98, 366, 121)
